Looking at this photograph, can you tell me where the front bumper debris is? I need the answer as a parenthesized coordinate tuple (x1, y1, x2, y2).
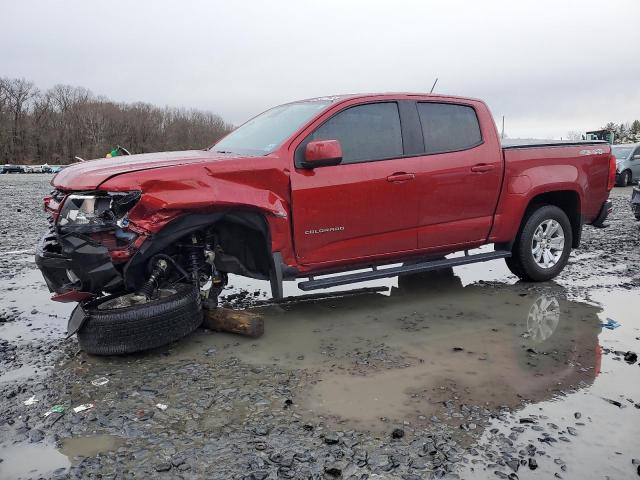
(35, 225, 123, 301)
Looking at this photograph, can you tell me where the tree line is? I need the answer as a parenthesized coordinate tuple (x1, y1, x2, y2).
(600, 121, 640, 144)
(0, 77, 234, 165)
(567, 120, 640, 143)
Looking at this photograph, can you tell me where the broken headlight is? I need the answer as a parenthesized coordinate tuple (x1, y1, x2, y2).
(58, 191, 141, 232)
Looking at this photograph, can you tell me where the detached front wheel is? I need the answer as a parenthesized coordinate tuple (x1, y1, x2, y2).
(506, 205, 572, 282)
(77, 283, 202, 355)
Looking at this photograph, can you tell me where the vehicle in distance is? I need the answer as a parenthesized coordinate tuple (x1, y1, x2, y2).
(35, 93, 615, 355)
(1, 164, 24, 174)
(24, 165, 45, 173)
(612, 143, 640, 186)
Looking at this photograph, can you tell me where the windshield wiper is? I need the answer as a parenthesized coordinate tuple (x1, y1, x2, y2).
(215, 150, 234, 154)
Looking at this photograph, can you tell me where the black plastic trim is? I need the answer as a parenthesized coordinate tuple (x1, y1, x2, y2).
(503, 141, 608, 150)
(591, 200, 612, 229)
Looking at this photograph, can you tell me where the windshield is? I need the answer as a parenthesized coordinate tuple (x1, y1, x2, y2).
(211, 100, 331, 156)
(612, 146, 633, 160)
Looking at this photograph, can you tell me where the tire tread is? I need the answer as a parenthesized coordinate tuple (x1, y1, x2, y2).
(77, 284, 202, 355)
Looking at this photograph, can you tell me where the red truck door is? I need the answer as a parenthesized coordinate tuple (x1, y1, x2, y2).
(290, 101, 420, 266)
(412, 101, 503, 249)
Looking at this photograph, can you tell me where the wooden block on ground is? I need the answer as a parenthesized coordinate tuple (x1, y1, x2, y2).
(203, 308, 264, 338)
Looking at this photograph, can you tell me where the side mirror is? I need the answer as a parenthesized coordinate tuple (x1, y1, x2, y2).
(303, 140, 342, 168)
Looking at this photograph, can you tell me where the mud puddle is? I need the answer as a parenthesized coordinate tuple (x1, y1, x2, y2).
(0, 363, 52, 383)
(170, 268, 604, 432)
(0, 268, 71, 343)
(0, 444, 69, 479)
(459, 287, 640, 479)
(0, 435, 123, 479)
(59, 434, 125, 459)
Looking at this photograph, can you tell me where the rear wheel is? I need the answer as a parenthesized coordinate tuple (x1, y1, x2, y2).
(505, 205, 572, 282)
(77, 283, 202, 355)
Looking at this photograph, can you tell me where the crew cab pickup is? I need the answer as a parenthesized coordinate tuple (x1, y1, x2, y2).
(35, 93, 615, 355)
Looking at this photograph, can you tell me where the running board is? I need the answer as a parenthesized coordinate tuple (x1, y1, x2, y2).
(298, 250, 511, 291)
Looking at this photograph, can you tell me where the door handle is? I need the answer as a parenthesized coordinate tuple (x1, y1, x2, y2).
(387, 172, 415, 182)
(471, 163, 495, 173)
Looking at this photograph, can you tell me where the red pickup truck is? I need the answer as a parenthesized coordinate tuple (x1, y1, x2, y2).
(35, 93, 614, 354)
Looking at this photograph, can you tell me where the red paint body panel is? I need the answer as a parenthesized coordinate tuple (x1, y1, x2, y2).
(47, 93, 612, 279)
(488, 145, 611, 244)
(52, 290, 95, 303)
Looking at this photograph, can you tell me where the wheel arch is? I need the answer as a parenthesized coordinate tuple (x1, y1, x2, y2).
(521, 190, 581, 248)
(497, 189, 582, 251)
(123, 209, 276, 291)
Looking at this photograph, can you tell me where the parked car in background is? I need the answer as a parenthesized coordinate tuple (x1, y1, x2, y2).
(1, 164, 24, 174)
(24, 165, 45, 173)
(613, 143, 640, 186)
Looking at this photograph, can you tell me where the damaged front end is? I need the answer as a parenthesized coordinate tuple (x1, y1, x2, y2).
(35, 190, 141, 302)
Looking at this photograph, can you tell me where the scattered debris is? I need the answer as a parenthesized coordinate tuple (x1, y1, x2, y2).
(601, 318, 621, 330)
(23, 395, 38, 406)
(91, 377, 109, 386)
(202, 308, 264, 337)
(602, 398, 623, 408)
(623, 351, 638, 364)
(73, 403, 94, 413)
(43, 405, 65, 417)
(156, 403, 168, 411)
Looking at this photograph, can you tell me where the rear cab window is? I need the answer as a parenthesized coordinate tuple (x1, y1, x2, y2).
(416, 102, 482, 154)
(296, 102, 403, 166)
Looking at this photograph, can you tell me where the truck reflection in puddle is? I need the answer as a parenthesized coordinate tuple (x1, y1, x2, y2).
(184, 268, 602, 431)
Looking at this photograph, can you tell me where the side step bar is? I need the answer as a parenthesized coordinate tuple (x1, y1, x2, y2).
(298, 250, 511, 291)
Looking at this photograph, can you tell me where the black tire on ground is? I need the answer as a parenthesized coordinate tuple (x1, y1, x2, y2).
(77, 283, 202, 355)
(505, 205, 573, 282)
(615, 170, 631, 187)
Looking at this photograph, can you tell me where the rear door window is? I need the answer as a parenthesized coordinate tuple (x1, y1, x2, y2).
(417, 102, 482, 154)
(305, 102, 403, 164)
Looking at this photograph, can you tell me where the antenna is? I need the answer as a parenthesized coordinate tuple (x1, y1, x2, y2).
(429, 78, 438, 94)
(501, 116, 505, 140)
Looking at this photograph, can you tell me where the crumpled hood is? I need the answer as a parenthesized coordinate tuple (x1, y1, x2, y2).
(52, 150, 233, 190)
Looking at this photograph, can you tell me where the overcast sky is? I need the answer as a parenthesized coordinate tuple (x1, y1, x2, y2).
(2, 0, 639, 139)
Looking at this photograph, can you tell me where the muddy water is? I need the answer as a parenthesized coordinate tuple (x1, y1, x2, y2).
(0, 435, 123, 479)
(173, 268, 604, 431)
(0, 267, 72, 343)
(460, 286, 640, 479)
(59, 434, 124, 459)
(0, 444, 69, 479)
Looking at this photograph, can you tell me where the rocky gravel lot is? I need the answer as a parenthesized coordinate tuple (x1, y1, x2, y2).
(1, 174, 639, 480)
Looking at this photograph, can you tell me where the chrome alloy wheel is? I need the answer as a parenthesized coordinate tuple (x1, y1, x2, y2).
(531, 219, 565, 269)
(97, 288, 177, 310)
(526, 295, 560, 343)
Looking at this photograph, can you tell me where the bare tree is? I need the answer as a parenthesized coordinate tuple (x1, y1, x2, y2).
(566, 131, 583, 141)
(0, 76, 234, 164)
(3, 78, 38, 162)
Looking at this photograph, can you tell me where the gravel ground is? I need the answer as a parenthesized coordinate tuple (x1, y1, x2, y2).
(0, 174, 639, 480)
